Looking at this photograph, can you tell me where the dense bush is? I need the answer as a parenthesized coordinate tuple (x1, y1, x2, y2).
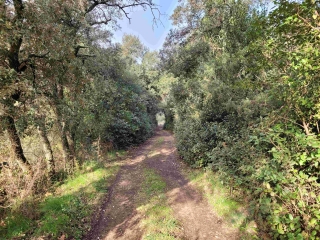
(0, 0, 160, 215)
(161, 0, 320, 238)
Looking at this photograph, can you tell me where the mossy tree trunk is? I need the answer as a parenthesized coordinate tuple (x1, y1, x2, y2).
(3, 116, 33, 175)
(36, 115, 55, 179)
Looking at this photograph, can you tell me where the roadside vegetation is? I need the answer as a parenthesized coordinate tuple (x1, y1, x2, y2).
(0, 157, 122, 239)
(1, 0, 320, 239)
(160, 0, 320, 238)
(1, 0, 160, 238)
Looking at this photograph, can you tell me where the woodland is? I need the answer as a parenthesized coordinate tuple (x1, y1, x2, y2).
(0, 0, 320, 239)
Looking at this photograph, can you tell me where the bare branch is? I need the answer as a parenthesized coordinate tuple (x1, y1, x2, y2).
(297, 13, 320, 32)
(88, 6, 113, 25)
(86, 0, 100, 14)
(85, 1, 162, 27)
(89, 19, 112, 25)
(86, 1, 155, 14)
(20, 51, 50, 65)
(28, 52, 50, 59)
(74, 45, 88, 56)
(76, 54, 96, 58)
(74, 45, 95, 58)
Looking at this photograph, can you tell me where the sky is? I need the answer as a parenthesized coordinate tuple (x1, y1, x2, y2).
(112, 1, 179, 51)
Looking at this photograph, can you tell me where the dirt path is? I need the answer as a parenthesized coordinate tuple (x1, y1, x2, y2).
(84, 128, 239, 240)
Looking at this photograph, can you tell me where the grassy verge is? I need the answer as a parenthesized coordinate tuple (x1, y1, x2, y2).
(0, 159, 121, 239)
(106, 150, 127, 161)
(137, 168, 181, 240)
(183, 168, 259, 240)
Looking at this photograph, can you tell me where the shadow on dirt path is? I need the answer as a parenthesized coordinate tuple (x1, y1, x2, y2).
(83, 127, 239, 240)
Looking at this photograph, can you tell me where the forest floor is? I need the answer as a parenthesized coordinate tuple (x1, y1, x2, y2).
(83, 127, 242, 240)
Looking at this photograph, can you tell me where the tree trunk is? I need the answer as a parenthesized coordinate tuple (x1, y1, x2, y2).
(302, 119, 310, 135)
(53, 84, 73, 171)
(3, 0, 32, 176)
(67, 130, 76, 167)
(36, 116, 55, 179)
(3, 115, 33, 174)
(67, 124, 77, 158)
(55, 107, 73, 172)
(57, 118, 72, 170)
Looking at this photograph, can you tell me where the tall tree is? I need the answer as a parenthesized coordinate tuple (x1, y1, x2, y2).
(121, 34, 147, 65)
(0, 0, 160, 175)
(1, 0, 33, 174)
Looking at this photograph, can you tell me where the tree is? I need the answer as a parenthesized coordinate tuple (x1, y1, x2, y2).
(160, 0, 320, 237)
(85, 0, 160, 26)
(1, 0, 34, 174)
(0, 0, 160, 175)
(121, 34, 147, 64)
(266, 0, 320, 135)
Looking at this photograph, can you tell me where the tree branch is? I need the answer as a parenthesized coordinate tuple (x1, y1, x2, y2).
(87, 6, 113, 26)
(77, 54, 96, 58)
(86, 1, 155, 14)
(74, 45, 88, 56)
(89, 19, 112, 25)
(297, 13, 320, 32)
(85, 0, 162, 26)
(19, 51, 50, 66)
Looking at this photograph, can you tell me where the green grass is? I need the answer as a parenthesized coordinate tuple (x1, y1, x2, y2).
(0, 161, 120, 240)
(0, 214, 31, 239)
(185, 169, 259, 239)
(138, 168, 181, 240)
(156, 137, 165, 145)
(106, 150, 127, 161)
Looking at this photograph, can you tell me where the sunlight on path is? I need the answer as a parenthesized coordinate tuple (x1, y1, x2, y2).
(84, 128, 239, 240)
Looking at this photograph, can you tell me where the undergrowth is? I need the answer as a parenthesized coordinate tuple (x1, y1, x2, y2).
(0, 159, 121, 239)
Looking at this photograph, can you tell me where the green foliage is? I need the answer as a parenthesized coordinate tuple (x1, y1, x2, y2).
(0, 214, 32, 239)
(161, 0, 320, 238)
(0, 0, 160, 200)
(252, 124, 320, 239)
(1, 0, 161, 238)
(163, 107, 175, 131)
(0, 161, 120, 239)
(106, 79, 158, 148)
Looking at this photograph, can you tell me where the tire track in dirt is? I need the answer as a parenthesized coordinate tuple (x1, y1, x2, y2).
(84, 127, 239, 240)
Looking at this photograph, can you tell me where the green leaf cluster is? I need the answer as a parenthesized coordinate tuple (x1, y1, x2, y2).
(161, 0, 320, 238)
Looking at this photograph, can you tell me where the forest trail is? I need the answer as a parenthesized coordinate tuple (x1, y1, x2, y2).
(84, 127, 239, 240)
